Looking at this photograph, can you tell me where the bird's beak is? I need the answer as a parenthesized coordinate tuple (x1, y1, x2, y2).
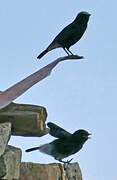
(88, 133, 92, 138)
(88, 13, 91, 16)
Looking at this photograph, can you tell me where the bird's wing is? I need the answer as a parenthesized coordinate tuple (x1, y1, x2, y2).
(53, 23, 87, 47)
(47, 122, 71, 139)
(53, 24, 75, 42)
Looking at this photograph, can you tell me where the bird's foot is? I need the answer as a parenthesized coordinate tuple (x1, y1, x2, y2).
(63, 158, 73, 170)
(65, 158, 73, 164)
(70, 54, 84, 59)
(65, 54, 84, 59)
(55, 158, 73, 164)
(55, 158, 73, 170)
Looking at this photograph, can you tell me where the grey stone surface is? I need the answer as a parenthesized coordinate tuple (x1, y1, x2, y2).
(20, 162, 83, 180)
(0, 145, 22, 180)
(0, 103, 49, 137)
(0, 122, 11, 156)
(0, 155, 6, 178)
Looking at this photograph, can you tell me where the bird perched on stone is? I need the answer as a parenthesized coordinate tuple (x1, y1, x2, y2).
(25, 122, 91, 163)
(37, 11, 91, 59)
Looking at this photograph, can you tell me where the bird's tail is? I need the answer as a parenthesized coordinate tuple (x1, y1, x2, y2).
(25, 146, 40, 152)
(37, 49, 48, 59)
(26, 144, 52, 156)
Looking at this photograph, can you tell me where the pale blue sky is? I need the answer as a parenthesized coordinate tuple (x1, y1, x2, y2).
(0, 1, 117, 180)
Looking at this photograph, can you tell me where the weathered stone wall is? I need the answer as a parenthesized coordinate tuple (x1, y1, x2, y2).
(0, 104, 83, 180)
(0, 123, 21, 179)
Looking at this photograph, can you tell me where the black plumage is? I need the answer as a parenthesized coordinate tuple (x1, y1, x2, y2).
(37, 11, 91, 59)
(26, 122, 91, 163)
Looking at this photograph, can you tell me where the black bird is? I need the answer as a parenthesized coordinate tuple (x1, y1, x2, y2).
(37, 11, 91, 59)
(25, 122, 91, 163)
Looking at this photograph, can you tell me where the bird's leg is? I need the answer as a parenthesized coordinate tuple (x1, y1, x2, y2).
(63, 48, 71, 55)
(55, 157, 65, 163)
(67, 48, 74, 55)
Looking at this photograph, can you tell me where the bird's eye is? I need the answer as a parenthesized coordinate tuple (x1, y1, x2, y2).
(82, 134, 87, 138)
